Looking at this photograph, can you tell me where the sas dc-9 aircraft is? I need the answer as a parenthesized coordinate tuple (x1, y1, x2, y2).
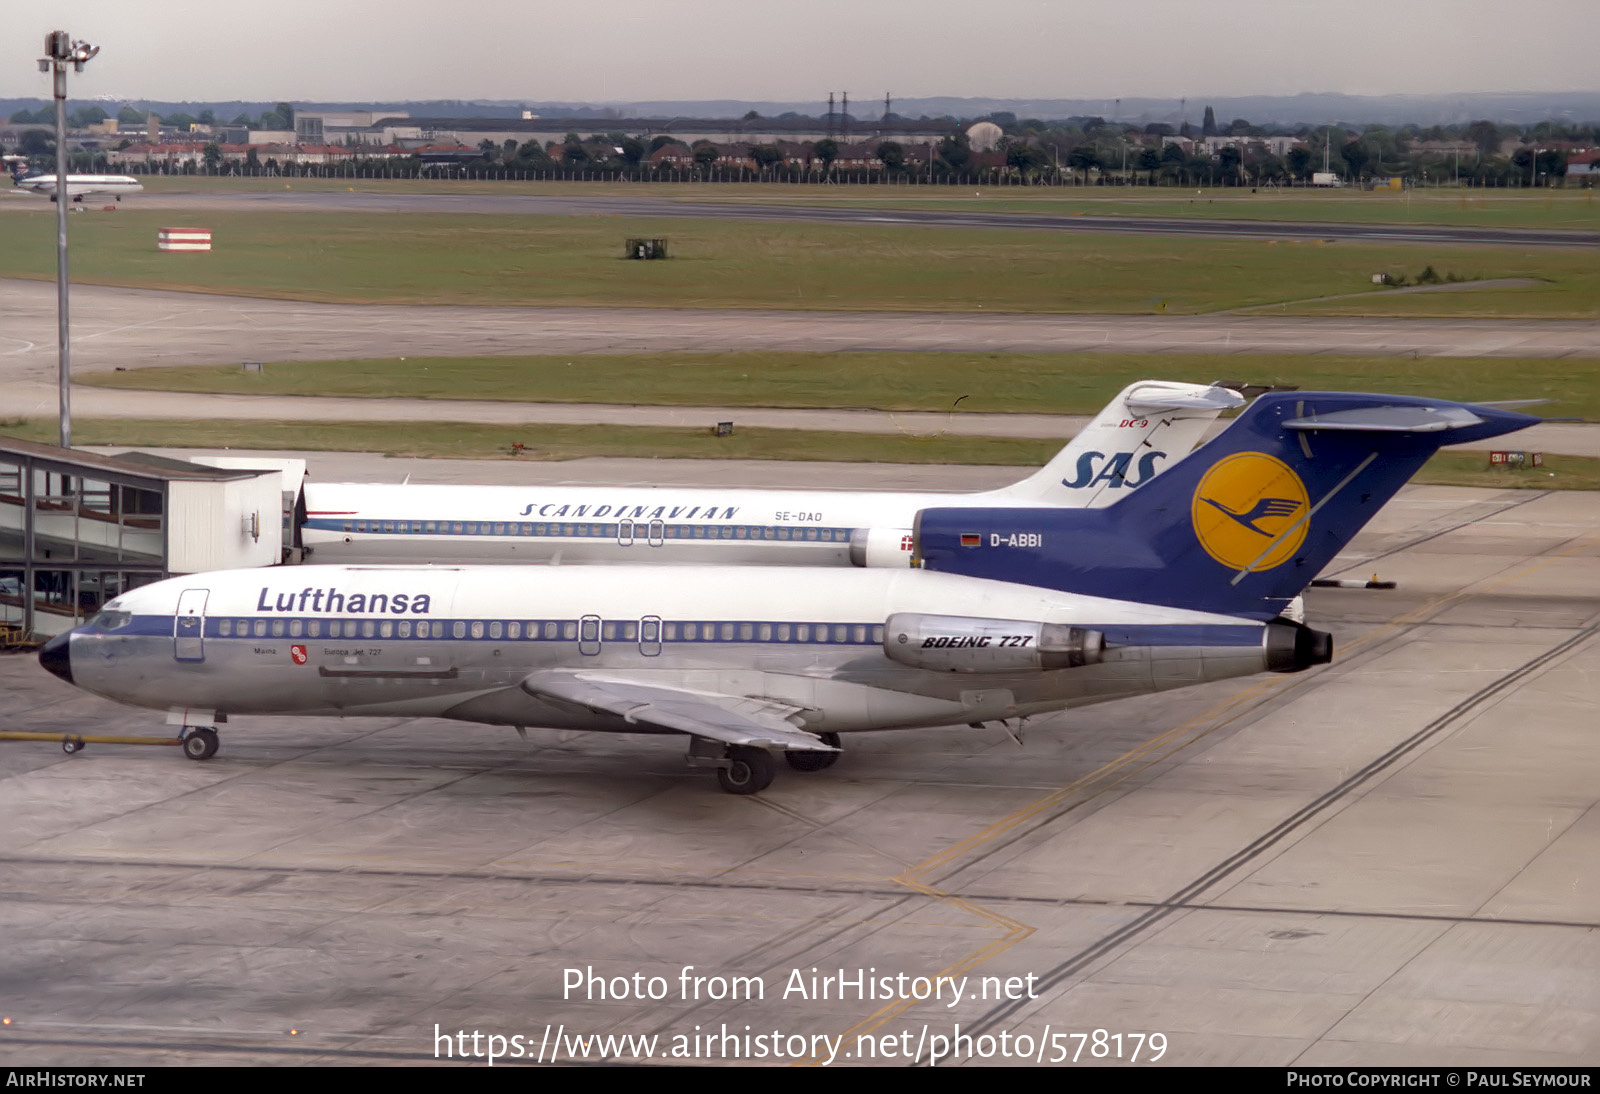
(10, 163, 143, 201)
(38, 392, 1537, 794)
(301, 380, 1244, 567)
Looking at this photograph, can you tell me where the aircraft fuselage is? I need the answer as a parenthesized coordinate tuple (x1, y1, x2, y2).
(52, 564, 1285, 735)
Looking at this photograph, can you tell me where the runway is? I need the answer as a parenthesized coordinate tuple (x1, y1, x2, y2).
(2, 483, 1597, 1066)
(87, 188, 1600, 248)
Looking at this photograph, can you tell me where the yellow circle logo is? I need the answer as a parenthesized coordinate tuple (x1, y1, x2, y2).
(1191, 452, 1310, 572)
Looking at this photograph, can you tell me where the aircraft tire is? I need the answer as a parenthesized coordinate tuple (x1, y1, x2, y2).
(62, 738, 83, 755)
(785, 733, 841, 772)
(717, 746, 774, 795)
(182, 728, 219, 761)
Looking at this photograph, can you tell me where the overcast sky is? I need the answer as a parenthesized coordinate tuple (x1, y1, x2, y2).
(4, 0, 1597, 104)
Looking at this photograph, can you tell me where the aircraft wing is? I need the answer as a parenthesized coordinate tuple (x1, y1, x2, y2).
(519, 671, 835, 752)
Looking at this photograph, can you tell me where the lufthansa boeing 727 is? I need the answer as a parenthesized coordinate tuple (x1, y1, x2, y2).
(38, 392, 1538, 793)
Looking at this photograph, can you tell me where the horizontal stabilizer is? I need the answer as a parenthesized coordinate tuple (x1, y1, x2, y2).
(1126, 384, 1246, 414)
(520, 671, 833, 752)
(1467, 399, 1553, 410)
(1283, 404, 1485, 433)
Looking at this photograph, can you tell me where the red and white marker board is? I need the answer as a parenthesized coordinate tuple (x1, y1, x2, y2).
(157, 227, 212, 252)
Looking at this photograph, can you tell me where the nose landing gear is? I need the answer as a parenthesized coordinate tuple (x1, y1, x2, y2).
(181, 726, 219, 761)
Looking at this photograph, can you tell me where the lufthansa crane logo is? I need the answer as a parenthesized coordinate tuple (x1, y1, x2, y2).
(1191, 452, 1309, 571)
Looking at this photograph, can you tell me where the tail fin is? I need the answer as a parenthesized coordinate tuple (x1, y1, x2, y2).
(916, 392, 1540, 620)
(985, 380, 1243, 507)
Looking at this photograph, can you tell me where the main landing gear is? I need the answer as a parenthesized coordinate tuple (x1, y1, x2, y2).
(688, 734, 843, 795)
(717, 746, 775, 795)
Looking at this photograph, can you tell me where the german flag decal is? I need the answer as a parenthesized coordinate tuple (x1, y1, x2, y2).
(960, 533, 982, 547)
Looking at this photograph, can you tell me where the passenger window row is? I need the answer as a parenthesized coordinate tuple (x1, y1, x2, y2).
(209, 617, 884, 644)
(339, 519, 850, 543)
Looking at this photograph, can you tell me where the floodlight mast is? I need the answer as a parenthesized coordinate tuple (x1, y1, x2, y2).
(40, 31, 97, 449)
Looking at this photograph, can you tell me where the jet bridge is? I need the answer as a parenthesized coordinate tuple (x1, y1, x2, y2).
(0, 438, 291, 640)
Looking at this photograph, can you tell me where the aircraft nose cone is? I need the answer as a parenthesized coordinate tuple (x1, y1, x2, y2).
(38, 632, 72, 685)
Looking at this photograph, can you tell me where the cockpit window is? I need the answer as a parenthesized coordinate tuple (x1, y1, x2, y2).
(91, 610, 133, 631)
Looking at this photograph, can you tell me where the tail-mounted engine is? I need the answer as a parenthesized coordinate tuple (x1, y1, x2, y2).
(884, 613, 1105, 673)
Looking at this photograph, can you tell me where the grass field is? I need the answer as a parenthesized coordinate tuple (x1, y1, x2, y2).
(132, 176, 1600, 232)
(1, 206, 1594, 316)
(743, 189, 1600, 232)
(2, 416, 1591, 488)
(0, 417, 1056, 466)
(80, 351, 1600, 420)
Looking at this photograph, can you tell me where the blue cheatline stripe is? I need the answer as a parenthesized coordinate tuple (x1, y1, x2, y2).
(301, 518, 856, 544)
(92, 615, 889, 647)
